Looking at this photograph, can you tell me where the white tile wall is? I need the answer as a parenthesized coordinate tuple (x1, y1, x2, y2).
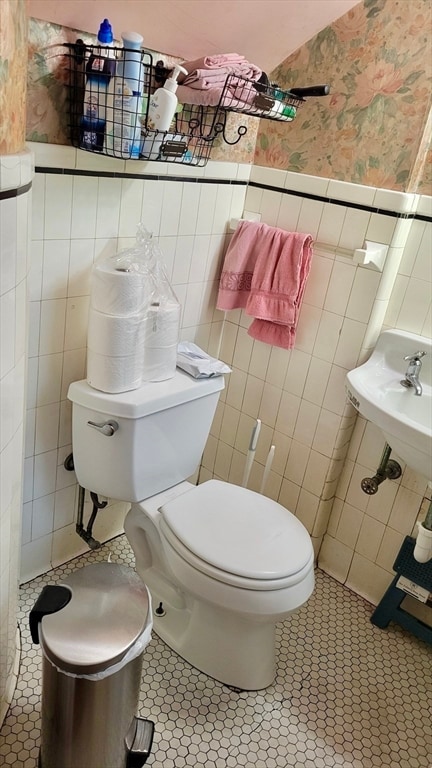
(14, 146, 432, 616)
(20, 144, 249, 582)
(323, 203, 432, 596)
(219, 167, 431, 603)
(0, 150, 32, 726)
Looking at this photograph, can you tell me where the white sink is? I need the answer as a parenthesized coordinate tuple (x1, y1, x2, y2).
(346, 329, 432, 481)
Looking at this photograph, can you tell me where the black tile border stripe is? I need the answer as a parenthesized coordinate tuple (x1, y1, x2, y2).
(248, 181, 432, 223)
(0, 181, 32, 201)
(35, 166, 247, 187)
(33, 166, 432, 223)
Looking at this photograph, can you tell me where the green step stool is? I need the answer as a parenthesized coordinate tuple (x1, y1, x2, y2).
(371, 535, 432, 645)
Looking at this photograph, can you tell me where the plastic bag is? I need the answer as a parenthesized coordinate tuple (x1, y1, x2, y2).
(138, 227, 182, 383)
(176, 341, 232, 378)
(87, 224, 181, 392)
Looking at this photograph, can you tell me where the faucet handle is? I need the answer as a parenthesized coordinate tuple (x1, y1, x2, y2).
(404, 351, 426, 361)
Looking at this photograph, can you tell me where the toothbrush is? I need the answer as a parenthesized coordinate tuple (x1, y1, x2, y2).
(242, 419, 261, 488)
(260, 445, 275, 495)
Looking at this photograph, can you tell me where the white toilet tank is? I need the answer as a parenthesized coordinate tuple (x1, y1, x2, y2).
(67, 371, 224, 501)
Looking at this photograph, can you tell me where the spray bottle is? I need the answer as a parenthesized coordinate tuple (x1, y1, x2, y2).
(80, 19, 116, 152)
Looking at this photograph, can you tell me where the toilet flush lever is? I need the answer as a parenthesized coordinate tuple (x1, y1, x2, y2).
(87, 420, 119, 436)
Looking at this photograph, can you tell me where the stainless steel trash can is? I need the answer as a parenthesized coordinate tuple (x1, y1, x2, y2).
(30, 562, 154, 768)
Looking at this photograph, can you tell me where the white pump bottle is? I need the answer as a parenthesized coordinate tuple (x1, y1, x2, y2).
(147, 64, 188, 131)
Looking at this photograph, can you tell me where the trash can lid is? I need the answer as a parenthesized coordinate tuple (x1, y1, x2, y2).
(39, 563, 151, 675)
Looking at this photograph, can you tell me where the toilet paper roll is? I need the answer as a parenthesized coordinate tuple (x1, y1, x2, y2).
(91, 261, 152, 316)
(142, 344, 177, 382)
(87, 307, 146, 357)
(143, 302, 181, 348)
(87, 349, 143, 393)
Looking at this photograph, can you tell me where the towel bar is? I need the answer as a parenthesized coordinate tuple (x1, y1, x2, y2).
(229, 217, 388, 271)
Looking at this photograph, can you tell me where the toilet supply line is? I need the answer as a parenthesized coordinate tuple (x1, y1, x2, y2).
(242, 419, 261, 488)
(260, 445, 275, 495)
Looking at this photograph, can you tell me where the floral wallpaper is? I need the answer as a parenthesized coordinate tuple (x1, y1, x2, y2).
(255, 0, 432, 193)
(23, 1, 432, 190)
(26, 19, 77, 146)
(0, 0, 28, 154)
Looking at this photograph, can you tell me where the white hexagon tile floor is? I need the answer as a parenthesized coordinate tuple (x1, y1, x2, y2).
(1, 534, 431, 768)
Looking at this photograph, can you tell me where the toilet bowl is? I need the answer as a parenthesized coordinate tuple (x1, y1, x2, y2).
(124, 479, 314, 690)
(68, 371, 315, 690)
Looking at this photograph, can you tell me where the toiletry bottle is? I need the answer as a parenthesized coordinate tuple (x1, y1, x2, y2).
(110, 32, 144, 159)
(141, 101, 184, 161)
(146, 64, 188, 132)
(268, 101, 297, 121)
(80, 19, 116, 152)
(268, 86, 296, 121)
(117, 31, 144, 92)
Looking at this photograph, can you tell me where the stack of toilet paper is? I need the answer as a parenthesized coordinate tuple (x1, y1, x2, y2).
(142, 301, 181, 383)
(87, 262, 150, 393)
(87, 259, 180, 392)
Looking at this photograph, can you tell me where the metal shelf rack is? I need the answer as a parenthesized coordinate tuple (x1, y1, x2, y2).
(64, 41, 329, 167)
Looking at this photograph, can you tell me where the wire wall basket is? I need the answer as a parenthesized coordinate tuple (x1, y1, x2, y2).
(64, 41, 329, 167)
(218, 75, 303, 122)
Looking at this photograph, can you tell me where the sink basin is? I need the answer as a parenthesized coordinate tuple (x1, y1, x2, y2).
(346, 329, 432, 481)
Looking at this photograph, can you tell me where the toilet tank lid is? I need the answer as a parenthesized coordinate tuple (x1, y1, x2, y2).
(67, 370, 224, 418)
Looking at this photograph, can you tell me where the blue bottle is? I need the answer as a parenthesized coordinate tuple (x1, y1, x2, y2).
(80, 19, 116, 152)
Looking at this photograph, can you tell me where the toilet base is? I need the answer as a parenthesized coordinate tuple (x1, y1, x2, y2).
(124, 492, 314, 691)
(150, 582, 276, 690)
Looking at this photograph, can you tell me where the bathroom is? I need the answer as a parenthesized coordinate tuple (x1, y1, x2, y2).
(1, 0, 431, 765)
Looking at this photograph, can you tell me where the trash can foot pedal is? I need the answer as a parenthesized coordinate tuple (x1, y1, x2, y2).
(126, 716, 155, 767)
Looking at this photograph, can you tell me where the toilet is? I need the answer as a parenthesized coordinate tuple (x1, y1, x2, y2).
(68, 370, 314, 690)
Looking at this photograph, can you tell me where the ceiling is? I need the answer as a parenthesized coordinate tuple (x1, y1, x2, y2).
(27, 0, 360, 74)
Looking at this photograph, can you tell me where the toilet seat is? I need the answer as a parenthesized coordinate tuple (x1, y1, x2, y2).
(159, 480, 314, 590)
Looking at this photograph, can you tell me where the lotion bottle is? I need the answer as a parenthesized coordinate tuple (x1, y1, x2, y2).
(146, 64, 188, 131)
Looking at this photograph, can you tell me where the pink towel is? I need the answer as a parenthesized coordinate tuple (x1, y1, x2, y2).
(178, 54, 262, 84)
(176, 53, 262, 107)
(216, 220, 265, 310)
(176, 81, 257, 108)
(216, 221, 313, 350)
(176, 84, 225, 107)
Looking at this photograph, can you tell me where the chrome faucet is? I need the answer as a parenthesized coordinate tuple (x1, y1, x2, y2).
(400, 351, 426, 396)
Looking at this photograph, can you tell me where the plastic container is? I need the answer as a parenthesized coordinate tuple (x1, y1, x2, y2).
(146, 64, 188, 131)
(268, 101, 297, 120)
(113, 86, 143, 158)
(106, 32, 144, 158)
(414, 521, 432, 563)
(30, 562, 154, 768)
(80, 19, 116, 152)
(117, 31, 145, 91)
